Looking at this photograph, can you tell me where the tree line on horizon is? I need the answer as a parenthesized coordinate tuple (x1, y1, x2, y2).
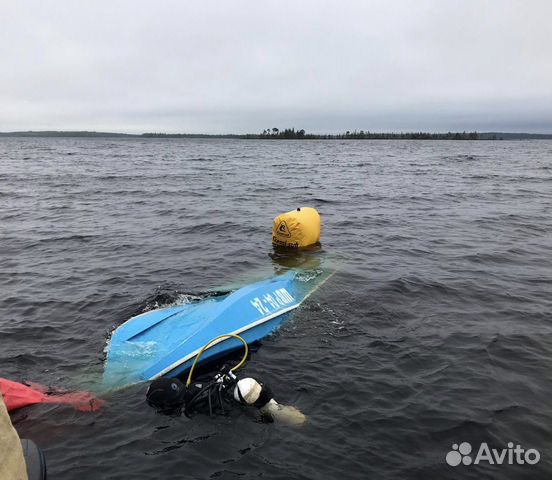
(6, 130, 549, 140)
(257, 128, 480, 140)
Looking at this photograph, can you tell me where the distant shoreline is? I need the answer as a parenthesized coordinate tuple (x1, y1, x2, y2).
(0, 130, 550, 140)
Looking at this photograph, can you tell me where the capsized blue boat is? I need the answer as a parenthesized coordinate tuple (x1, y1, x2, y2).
(103, 269, 329, 389)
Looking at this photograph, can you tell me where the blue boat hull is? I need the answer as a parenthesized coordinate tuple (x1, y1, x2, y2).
(165, 310, 293, 378)
(103, 269, 327, 389)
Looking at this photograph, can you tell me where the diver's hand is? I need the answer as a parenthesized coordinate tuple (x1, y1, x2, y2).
(260, 399, 307, 426)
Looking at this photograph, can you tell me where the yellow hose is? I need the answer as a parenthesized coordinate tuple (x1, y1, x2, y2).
(186, 334, 248, 387)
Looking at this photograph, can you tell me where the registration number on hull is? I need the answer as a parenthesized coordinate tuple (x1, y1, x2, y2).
(250, 288, 295, 315)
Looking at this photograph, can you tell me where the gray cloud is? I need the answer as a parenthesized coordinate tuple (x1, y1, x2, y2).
(1, 0, 551, 133)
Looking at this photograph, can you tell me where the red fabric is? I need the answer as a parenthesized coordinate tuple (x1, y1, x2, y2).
(0, 378, 103, 412)
(41, 390, 103, 411)
(0, 378, 46, 411)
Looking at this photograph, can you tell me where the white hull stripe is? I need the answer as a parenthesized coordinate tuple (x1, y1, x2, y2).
(149, 302, 301, 380)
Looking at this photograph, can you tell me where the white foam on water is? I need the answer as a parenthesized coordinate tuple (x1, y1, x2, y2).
(143, 293, 201, 312)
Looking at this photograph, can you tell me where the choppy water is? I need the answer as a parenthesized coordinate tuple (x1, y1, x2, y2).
(1, 138, 551, 479)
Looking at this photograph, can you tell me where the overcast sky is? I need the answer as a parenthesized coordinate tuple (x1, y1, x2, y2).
(1, 0, 551, 133)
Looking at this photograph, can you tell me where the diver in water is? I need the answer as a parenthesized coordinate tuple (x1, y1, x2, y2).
(142, 207, 323, 427)
(146, 372, 306, 426)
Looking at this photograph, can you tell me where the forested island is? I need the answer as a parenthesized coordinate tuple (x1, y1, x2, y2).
(1, 129, 550, 140)
(255, 128, 481, 140)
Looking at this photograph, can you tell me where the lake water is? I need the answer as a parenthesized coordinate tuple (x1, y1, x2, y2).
(1, 138, 551, 479)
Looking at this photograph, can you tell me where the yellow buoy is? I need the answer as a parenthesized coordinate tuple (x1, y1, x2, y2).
(272, 207, 321, 248)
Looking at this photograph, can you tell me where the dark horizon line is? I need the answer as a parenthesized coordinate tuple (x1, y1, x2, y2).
(0, 129, 551, 140)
